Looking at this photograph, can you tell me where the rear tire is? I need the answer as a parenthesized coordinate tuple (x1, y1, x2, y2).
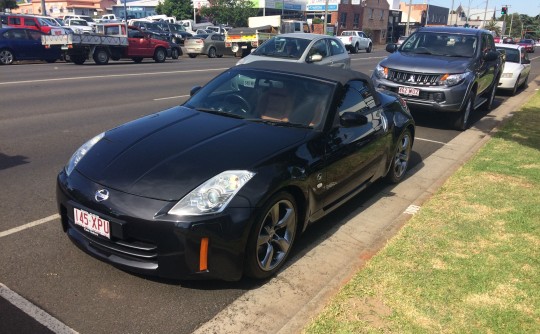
(71, 55, 86, 65)
(207, 47, 217, 58)
(93, 48, 109, 65)
(366, 43, 373, 53)
(171, 48, 179, 59)
(352, 44, 359, 54)
(385, 128, 412, 183)
(188, 53, 197, 58)
(132, 57, 143, 63)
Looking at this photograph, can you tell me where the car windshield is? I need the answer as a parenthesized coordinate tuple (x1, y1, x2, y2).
(183, 69, 334, 128)
(252, 37, 311, 59)
(70, 20, 88, 26)
(80, 16, 95, 23)
(169, 24, 186, 32)
(401, 32, 477, 58)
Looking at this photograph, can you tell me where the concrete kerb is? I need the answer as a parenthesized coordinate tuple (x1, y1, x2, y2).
(193, 79, 539, 334)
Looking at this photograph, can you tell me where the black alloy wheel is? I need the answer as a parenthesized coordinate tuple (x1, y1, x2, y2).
(385, 128, 412, 183)
(244, 192, 297, 279)
(154, 48, 166, 63)
(93, 48, 109, 65)
(454, 92, 475, 131)
(207, 47, 217, 58)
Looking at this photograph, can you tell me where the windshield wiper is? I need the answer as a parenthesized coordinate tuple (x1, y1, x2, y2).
(195, 108, 244, 119)
(247, 119, 311, 128)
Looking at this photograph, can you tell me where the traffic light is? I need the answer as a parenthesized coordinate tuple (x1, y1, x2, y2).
(501, 6, 507, 15)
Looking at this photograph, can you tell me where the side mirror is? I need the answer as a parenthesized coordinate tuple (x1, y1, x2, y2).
(307, 54, 323, 63)
(190, 86, 202, 96)
(386, 43, 398, 53)
(522, 58, 530, 64)
(484, 50, 498, 61)
(340, 112, 368, 127)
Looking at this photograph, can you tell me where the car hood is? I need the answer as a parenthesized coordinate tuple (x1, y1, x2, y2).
(76, 106, 309, 201)
(381, 51, 472, 73)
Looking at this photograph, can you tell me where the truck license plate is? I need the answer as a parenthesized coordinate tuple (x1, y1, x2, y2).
(74, 208, 110, 239)
(398, 86, 420, 96)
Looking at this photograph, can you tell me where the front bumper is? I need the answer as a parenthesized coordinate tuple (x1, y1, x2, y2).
(56, 169, 253, 281)
(371, 76, 470, 113)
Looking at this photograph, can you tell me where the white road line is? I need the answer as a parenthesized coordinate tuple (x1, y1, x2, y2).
(0, 68, 229, 86)
(153, 95, 190, 101)
(0, 214, 59, 238)
(0, 283, 78, 334)
(415, 137, 449, 145)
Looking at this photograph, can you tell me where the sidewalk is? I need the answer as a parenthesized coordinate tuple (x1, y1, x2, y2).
(193, 78, 539, 334)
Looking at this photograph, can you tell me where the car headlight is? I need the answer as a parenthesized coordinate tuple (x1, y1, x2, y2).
(439, 72, 471, 86)
(374, 64, 388, 79)
(65, 132, 105, 176)
(169, 170, 256, 216)
(501, 72, 514, 78)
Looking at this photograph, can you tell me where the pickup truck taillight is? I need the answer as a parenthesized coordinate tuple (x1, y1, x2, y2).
(348, 37, 353, 43)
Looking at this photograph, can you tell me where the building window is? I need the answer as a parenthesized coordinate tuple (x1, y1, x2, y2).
(380, 10, 384, 20)
(340, 13, 347, 28)
(342, 0, 348, 4)
(369, 8, 374, 19)
(353, 14, 359, 28)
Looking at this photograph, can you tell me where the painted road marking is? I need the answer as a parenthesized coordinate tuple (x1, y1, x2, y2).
(0, 68, 229, 86)
(0, 283, 78, 334)
(0, 214, 59, 238)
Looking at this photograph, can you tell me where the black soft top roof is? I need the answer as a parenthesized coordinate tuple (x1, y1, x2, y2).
(236, 60, 372, 87)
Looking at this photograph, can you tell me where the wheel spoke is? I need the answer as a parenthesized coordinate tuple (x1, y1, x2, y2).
(273, 235, 291, 254)
(260, 243, 274, 270)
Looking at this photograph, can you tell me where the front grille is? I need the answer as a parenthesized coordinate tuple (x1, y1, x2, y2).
(68, 217, 158, 265)
(388, 70, 441, 86)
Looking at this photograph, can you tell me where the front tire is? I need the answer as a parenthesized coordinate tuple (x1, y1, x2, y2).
(171, 48, 179, 59)
(0, 49, 15, 65)
(385, 129, 412, 183)
(511, 75, 520, 96)
(71, 55, 86, 65)
(481, 80, 497, 111)
(454, 92, 474, 131)
(244, 192, 297, 279)
(188, 53, 197, 58)
(153, 48, 166, 63)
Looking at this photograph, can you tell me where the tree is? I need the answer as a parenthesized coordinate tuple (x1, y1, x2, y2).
(155, 0, 193, 20)
(484, 19, 501, 36)
(0, 0, 18, 12)
(199, 0, 258, 27)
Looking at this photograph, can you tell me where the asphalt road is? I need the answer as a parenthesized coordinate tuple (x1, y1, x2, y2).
(1, 49, 538, 334)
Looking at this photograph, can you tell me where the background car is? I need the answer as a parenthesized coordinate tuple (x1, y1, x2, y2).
(160, 22, 192, 45)
(0, 27, 61, 65)
(396, 35, 408, 45)
(56, 61, 415, 281)
(237, 33, 351, 69)
(185, 32, 233, 58)
(495, 43, 531, 95)
(64, 18, 94, 34)
(517, 39, 535, 53)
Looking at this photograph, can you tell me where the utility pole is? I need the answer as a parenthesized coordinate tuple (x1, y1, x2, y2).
(405, 0, 412, 36)
(483, 0, 489, 28)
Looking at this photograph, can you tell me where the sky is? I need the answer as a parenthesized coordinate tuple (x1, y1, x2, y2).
(424, 0, 536, 16)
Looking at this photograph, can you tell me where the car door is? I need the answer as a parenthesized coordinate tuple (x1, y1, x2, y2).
(478, 33, 497, 94)
(358, 32, 368, 49)
(6, 28, 33, 59)
(327, 38, 349, 68)
(520, 48, 531, 84)
(127, 28, 152, 57)
(212, 34, 225, 55)
(322, 80, 391, 209)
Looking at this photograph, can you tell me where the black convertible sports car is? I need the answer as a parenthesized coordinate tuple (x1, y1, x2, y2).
(57, 61, 415, 281)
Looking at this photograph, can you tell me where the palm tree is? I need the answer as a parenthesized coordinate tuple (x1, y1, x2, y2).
(485, 19, 501, 36)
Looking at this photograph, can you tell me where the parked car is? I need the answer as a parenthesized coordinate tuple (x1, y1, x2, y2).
(1, 14, 64, 34)
(185, 33, 233, 58)
(146, 31, 182, 59)
(64, 18, 94, 34)
(56, 61, 415, 281)
(0, 27, 62, 65)
(517, 39, 535, 53)
(373, 26, 505, 130)
(396, 35, 408, 46)
(129, 20, 170, 41)
(337, 30, 373, 53)
(237, 33, 351, 69)
(62, 15, 96, 28)
(160, 22, 192, 45)
(495, 43, 531, 95)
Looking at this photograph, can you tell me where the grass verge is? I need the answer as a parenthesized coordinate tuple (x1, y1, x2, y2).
(303, 92, 540, 333)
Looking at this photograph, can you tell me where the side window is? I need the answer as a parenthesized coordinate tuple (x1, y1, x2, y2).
(309, 40, 328, 58)
(329, 39, 345, 55)
(28, 30, 42, 41)
(9, 17, 21, 25)
(24, 18, 37, 27)
(337, 80, 377, 116)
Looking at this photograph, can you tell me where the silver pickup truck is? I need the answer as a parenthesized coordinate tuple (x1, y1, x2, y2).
(337, 30, 372, 53)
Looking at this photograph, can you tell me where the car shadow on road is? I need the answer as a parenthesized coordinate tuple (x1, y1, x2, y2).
(0, 153, 29, 171)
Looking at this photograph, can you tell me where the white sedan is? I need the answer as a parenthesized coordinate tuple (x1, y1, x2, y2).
(495, 43, 531, 95)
